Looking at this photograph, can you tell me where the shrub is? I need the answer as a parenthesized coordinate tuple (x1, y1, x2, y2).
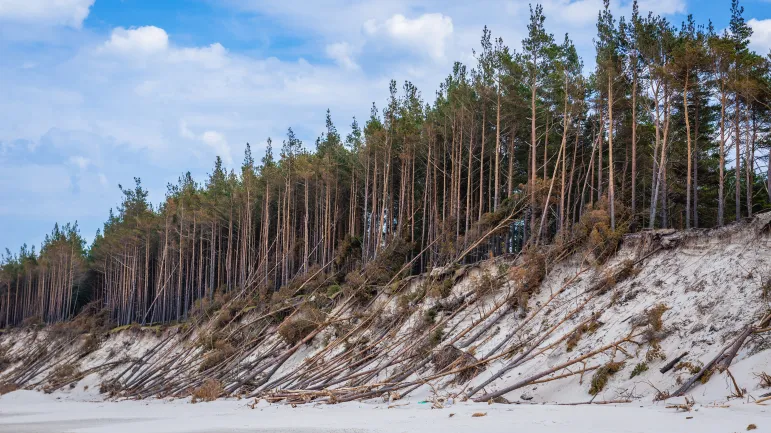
(429, 328, 444, 348)
(344, 271, 367, 289)
(572, 198, 628, 264)
(592, 260, 638, 295)
(334, 235, 362, 268)
(506, 248, 547, 312)
(361, 237, 413, 285)
(49, 364, 79, 384)
(21, 316, 44, 328)
(645, 342, 666, 362)
(189, 290, 232, 320)
(282, 264, 327, 297)
(433, 345, 482, 383)
(270, 285, 296, 307)
(79, 333, 100, 356)
(191, 378, 224, 403)
(700, 367, 715, 384)
(0, 383, 19, 395)
(326, 284, 342, 299)
(423, 307, 438, 326)
(427, 279, 454, 299)
(566, 316, 602, 352)
(199, 341, 235, 372)
(99, 378, 123, 397)
(589, 361, 624, 395)
(629, 363, 649, 379)
(640, 303, 670, 347)
(277, 306, 325, 346)
(346, 284, 378, 306)
(65, 301, 114, 334)
(675, 361, 702, 375)
(475, 271, 503, 298)
(646, 304, 668, 333)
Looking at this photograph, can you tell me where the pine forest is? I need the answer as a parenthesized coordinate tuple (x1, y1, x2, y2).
(2, 0, 770, 329)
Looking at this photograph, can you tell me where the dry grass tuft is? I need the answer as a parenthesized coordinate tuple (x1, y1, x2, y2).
(429, 328, 444, 348)
(0, 383, 19, 395)
(191, 378, 224, 403)
(755, 371, 771, 388)
(700, 367, 715, 384)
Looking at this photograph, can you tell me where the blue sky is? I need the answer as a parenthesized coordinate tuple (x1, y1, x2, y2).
(1, 0, 771, 254)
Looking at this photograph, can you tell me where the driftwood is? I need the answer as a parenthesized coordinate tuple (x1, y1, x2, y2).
(558, 399, 631, 406)
(670, 326, 754, 397)
(659, 352, 689, 374)
(666, 396, 695, 412)
(473, 332, 641, 402)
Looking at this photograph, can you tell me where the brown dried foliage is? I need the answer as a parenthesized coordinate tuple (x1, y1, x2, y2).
(589, 361, 625, 395)
(199, 341, 235, 372)
(277, 306, 325, 346)
(191, 378, 224, 403)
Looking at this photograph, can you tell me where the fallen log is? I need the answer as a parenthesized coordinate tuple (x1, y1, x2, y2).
(670, 326, 753, 398)
(659, 352, 689, 374)
(473, 333, 641, 402)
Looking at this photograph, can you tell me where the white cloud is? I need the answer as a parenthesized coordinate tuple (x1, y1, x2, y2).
(364, 13, 454, 60)
(0, 0, 93, 28)
(168, 43, 229, 69)
(180, 121, 234, 164)
(68, 155, 90, 170)
(326, 42, 360, 70)
(102, 26, 170, 56)
(542, 0, 604, 27)
(201, 131, 232, 164)
(749, 18, 771, 55)
(179, 120, 197, 140)
(635, 0, 686, 16)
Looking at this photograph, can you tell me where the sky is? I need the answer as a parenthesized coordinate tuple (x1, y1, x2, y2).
(1, 0, 771, 255)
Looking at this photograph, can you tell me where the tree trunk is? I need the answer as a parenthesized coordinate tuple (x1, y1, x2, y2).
(683, 72, 692, 229)
(607, 74, 615, 230)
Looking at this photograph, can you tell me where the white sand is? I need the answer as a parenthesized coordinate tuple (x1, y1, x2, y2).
(0, 390, 769, 433)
